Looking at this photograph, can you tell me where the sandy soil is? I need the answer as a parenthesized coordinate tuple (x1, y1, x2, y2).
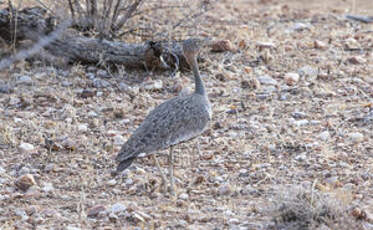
(0, 0, 372, 229)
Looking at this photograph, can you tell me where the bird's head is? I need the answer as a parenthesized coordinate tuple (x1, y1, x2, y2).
(182, 39, 203, 66)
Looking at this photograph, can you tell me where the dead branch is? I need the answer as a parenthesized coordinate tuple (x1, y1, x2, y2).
(0, 7, 207, 71)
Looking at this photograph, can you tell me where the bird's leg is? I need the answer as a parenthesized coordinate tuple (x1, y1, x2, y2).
(152, 154, 167, 193)
(168, 146, 175, 195)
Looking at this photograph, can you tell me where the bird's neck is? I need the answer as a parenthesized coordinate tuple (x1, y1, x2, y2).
(191, 57, 205, 95)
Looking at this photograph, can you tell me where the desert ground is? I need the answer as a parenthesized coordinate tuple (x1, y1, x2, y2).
(0, 0, 372, 229)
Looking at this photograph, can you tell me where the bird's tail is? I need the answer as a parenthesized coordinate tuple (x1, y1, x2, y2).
(116, 157, 136, 173)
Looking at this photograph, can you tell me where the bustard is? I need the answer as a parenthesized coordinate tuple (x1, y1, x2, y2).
(115, 39, 212, 194)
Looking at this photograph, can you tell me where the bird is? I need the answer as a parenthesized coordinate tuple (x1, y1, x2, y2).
(115, 39, 212, 195)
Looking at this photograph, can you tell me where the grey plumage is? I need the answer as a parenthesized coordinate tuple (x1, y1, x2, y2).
(116, 39, 212, 173)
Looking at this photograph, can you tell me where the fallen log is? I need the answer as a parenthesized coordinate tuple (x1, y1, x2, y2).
(0, 6, 206, 71)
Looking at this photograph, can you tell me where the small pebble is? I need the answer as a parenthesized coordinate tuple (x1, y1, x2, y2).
(113, 135, 125, 146)
(218, 184, 232, 196)
(257, 75, 277, 85)
(284, 72, 300, 86)
(144, 80, 163, 91)
(293, 119, 309, 126)
(349, 132, 364, 143)
(179, 193, 189, 200)
(18, 143, 35, 153)
(110, 203, 127, 214)
(93, 79, 110, 88)
(15, 174, 37, 191)
(107, 179, 117, 186)
(42, 182, 54, 193)
(87, 205, 106, 218)
(77, 124, 88, 132)
(319, 131, 330, 141)
(16, 75, 33, 86)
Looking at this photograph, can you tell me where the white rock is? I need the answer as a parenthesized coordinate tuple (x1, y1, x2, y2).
(14, 208, 28, 221)
(228, 218, 240, 225)
(93, 79, 110, 88)
(87, 111, 98, 117)
(42, 182, 54, 193)
(293, 119, 309, 126)
(16, 75, 33, 86)
(218, 184, 232, 196)
(298, 65, 318, 78)
(18, 143, 35, 153)
(0, 166, 5, 174)
(295, 153, 307, 162)
(293, 22, 310, 31)
(113, 135, 125, 146)
(284, 72, 300, 85)
(107, 179, 117, 186)
(66, 226, 81, 230)
(13, 117, 23, 123)
(144, 80, 163, 90)
(179, 193, 189, 200)
(110, 203, 127, 214)
(257, 75, 277, 85)
(349, 132, 364, 143)
(77, 124, 88, 132)
(319, 131, 330, 141)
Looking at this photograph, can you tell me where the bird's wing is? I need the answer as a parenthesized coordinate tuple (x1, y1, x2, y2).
(116, 95, 210, 163)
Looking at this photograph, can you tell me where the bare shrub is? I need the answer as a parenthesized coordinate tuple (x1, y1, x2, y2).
(269, 185, 364, 230)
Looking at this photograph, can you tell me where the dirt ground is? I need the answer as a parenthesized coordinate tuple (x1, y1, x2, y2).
(0, 0, 373, 229)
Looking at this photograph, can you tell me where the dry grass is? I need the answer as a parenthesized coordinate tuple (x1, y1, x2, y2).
(269, 185, 364, 230)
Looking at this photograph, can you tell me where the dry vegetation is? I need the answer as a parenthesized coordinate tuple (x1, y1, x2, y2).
(0, 0, 373, 229)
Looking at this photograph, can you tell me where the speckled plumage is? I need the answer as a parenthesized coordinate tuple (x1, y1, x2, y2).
(116, 39, 211, 173)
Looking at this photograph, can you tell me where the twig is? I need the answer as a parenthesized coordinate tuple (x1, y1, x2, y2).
(0, 20, 72, 70)
(113, 0, 143, 32)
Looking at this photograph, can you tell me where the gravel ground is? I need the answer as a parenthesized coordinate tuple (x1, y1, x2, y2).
(0, 0, 372, 229)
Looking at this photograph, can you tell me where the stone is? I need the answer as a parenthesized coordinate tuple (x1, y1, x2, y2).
(16, 75, 33, 86)
(179, 193, 189, 200)
(218, 184, 232, 196)
(113, 135, 125, 146)
(87, 205, 106, 217)
(0, 84, 14, 94)
(348, 132, 364, 143)
(293, 119, 309, 126)
(97, 69, 110, 78)
(86, 72, 96, 79)
(314, 40, 327, 50)
(295, 153, 307, 162)
(228, 218, 240, 225)
(15, 208, 28, 221)
(15, 174, 37, 191)
(347, 56, 366, 65)
(257, 75, 277, 85)
(110, 203, 127, 214)
(18, 143, 35, 153)
(107, 179, 117, 186)
(284, 72, 300, 86)
(61, 80, 72, 87)
(66, 226, 81, 230)
(93, 79, 111, 88)
(77, 124, 88, 132)
(42, 182, 54, 193)
(144, 80, 163, 91)
(319, 131, 330, 141)
(292, 22, 310, 31)
(298, 65, 318, 79)
(291, 111, 307, 119)
(256, 41, 276, 51)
